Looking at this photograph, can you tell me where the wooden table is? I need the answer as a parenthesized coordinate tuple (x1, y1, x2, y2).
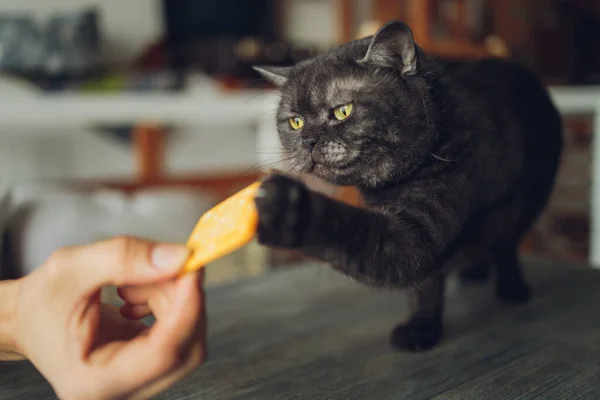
(1, 259, 600, 399)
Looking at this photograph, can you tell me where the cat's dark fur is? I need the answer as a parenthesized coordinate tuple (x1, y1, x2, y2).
(253, 21, 562, 352)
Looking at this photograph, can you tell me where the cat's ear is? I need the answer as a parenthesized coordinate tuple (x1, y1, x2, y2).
(253, 65, 292, 87)
(358, 21, 417, 75)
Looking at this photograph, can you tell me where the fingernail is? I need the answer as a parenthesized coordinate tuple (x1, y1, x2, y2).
(151, 244, 190, 271)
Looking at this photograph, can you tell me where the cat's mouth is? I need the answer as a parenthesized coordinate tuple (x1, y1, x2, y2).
(311, 145, 360, 169)
(311, 156, 357, 169)
(295, 142, 361, 183)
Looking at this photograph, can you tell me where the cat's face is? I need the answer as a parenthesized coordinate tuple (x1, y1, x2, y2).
(256, 21, 438, 188)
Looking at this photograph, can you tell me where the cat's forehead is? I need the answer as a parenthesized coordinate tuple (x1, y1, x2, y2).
(283, 63, 367, 110)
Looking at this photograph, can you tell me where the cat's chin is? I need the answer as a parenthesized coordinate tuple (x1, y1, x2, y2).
(310, 163, 357, 186)
(293, 158, 361, 186)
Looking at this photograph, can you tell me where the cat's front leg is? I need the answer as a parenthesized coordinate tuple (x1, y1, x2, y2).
(254, 174, 457, 289)
(254, 173, 381, 262)
(391, 274, 445, 351)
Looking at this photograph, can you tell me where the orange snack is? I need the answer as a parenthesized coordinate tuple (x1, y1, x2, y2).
(180, 181, 262, 273)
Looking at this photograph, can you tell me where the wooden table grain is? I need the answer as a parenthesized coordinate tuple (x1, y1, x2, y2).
(1, 259, 599, 399)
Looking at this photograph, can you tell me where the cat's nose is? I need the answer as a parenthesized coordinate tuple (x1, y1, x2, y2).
(302, 136, 319, 151)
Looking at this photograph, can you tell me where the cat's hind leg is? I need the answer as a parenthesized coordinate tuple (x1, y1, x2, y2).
(391, 273, 445, 352)
(483, 198, 536, 304)
(459, 261, 491, 283)
(493, 242, 531, 304)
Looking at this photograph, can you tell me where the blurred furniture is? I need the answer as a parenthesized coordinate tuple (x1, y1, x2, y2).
(0, 8, 100, 77)
(3, 258, 600, 399)
(162, 0, 304, 80)
(339, 0, 507, 58)
(484, 0, 600, 85)
(550, 86, 600, 266)
(0, 73, 280, 200)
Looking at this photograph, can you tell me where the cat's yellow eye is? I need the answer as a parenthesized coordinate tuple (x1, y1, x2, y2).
(333, 103, 353, 120)
(289, 117, 304, 130)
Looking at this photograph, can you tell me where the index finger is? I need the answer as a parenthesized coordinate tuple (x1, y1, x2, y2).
(49, 236, 190, 303)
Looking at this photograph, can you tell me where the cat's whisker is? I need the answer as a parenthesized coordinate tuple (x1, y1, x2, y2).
(236, 155, 295, 178)
(430, 153, 454, 163)
(421, 96, 434, 129)
(244, 89, 282, 103)
(231, 143, 288, 156)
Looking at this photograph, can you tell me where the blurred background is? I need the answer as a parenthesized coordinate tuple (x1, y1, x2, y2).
(0, 0, 599, 290)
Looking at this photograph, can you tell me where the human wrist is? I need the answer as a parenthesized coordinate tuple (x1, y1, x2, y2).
(0, 279, 25, 360)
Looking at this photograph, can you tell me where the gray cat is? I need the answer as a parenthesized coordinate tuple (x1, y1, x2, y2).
(253, 21, 562, 352)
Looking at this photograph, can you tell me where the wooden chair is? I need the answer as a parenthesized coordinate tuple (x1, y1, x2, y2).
(339, 0, 508, 58)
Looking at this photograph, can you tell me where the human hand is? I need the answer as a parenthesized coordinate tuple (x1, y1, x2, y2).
(12, 236, 205, 400)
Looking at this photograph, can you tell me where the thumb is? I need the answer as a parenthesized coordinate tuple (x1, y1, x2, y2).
(48, 237, 190, 302)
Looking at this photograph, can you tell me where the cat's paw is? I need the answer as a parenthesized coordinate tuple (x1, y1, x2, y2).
(254, 174, 311, 248)
(496, 279, 531, 304)
(390, 319, 443, 352)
